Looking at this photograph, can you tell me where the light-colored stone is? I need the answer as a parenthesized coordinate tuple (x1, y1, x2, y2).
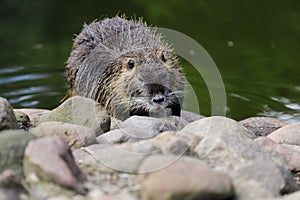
(232, 159, 299, 200)
(0, 97, 18, 131)
(255, 137, 300, 171)
(38, 96, 110, 136)
(32, 121, 97, 150)
(14, 110, 31, 130)
(24, 136, 86, 194)
(14, 108, 50, 127)
(239, 117, 287, 137)
(145, 131, 196, 156)
(141, 156, 234, 200)
(119, 116, 188, 140)
(0, 130, 36, 175)
(180, 110, 205, 123)
(73, 142, 157, 173)
(184, 116, 289, 172)
(0, 170, 26, 200)
(268, 124, 300, 145)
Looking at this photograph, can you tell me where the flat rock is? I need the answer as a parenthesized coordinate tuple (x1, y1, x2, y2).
(183, 116, 289, 172)
(0, 130, 36, 176)
(145, 131, 197, 156)
(96, 129, 139, 144)
(180, 110, 205, 123)
(232, 159, 299, 200)
(37, 96, 110, 136)
(14, 108, 50, 127)
(73, 142, 158, 173)
(32, 121, 97, 150)
(141, 156, 234, 200)
(24, 136, 86, 194)
(119, 116, 188, 140)
(239, 117, 287, 137)
(0, 97, 18, 131)
(268, 124, 300, 145)
(255, 137, 300, 171)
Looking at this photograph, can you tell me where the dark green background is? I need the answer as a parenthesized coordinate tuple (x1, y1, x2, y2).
(0, 0, 299, 122)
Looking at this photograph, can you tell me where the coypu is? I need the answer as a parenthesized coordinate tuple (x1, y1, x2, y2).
(65, 16, 185, 120)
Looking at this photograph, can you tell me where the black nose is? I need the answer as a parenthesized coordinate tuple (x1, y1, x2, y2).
(152, 94, 165, 104)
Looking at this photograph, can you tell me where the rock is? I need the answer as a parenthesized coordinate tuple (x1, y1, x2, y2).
(255, 137, 300, 171)
(91, 190, 137, 200)
(38, 96, 110, 136)
(0, 130, 36, 176)
(268, 124, 300, 145)
(14, 110, 32, 130)
(145, 131, 197, 156)
(232, 159, 299, 200)
(73, 142, 159, 173)
(183, 116, 289, 172)
(23, 136, 86, 194)
(140, 156, 234, 200)
(14, 108, 51, 127)
(96, 129, 139, 144)
(119, 116, 188, 140)
(31, 121, 97, 150)
(282, 191, 300, 200)
(180, 110, 205, 123)
(0, 97, 18, 131)
(0, 170, 26, 200)
(239, 117, 287, 137)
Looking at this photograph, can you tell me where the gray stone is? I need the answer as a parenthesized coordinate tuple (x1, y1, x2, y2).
(180, 110, 205, 123)
(184, 116, 289, 172)
(255, 137, 300, 171)
(145, 131, 196, 156)
(119, 116, 188, 140)
(24, 136, 86, 194)
(96, 129, 139, 144)
(232, 159, 299, 200)
(31, 121, 97, 150)
(268, 124, 300, 145)
(141, 156, 234, 200)
(0, 170, 26, 200)
(14, 108, 51, 127)
(73, 143, 155, 173)
(0, 97, 18, 131)
(14, 110, 32, 130)
(239, 117, 287, 137)
(38, 96, 110, 136)
(0, 130, 36, 176)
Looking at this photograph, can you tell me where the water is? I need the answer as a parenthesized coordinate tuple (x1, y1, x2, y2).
(1, 0, 300, 123)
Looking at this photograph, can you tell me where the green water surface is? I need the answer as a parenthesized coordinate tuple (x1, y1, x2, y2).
(0, 0, 299, 123)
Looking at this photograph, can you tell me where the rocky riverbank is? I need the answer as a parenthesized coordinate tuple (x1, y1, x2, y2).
(1, 96, 300, 200)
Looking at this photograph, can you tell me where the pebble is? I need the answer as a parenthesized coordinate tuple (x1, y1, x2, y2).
(31, 121, 97, 150)
(0, 97, 18, 131)
(239, 117, 287, 137)
(119, 116, 188, 139)
(37, 96, 111, 136)
(24, 135, 87, 194)
(268, 124, 300, 145)
(232, 159, 299, 199)
(141, 156, 234, 200)
(73, 143, 155, 173)
(180, 110, 205, 123)
(0, 130, 36, 176)
(255, 137, 300, 171)
(14, 108, 50, 127)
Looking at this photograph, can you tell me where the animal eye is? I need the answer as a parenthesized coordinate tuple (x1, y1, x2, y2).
(160, 52, 167, 62)
(127, 59, 135, 70)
